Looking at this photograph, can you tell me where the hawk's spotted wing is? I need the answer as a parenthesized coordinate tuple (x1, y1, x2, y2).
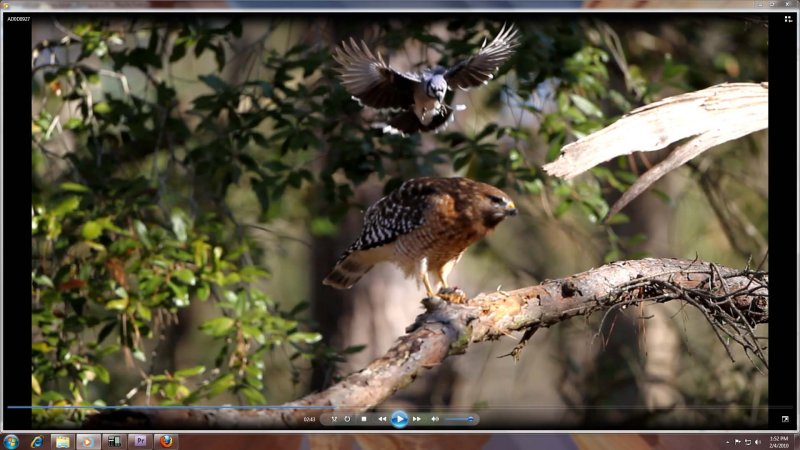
(352, 179, 439, 252)
(444, 23, 519, 90)
(323, 178, 438, 289)
(333, 38, 420, 111)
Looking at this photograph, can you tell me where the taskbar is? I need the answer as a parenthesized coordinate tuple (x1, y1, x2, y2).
(0, 433, 176, 450)
(2, 432, 799, 450)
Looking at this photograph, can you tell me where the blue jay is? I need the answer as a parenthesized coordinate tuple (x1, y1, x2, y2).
(333, 24, 519, 135)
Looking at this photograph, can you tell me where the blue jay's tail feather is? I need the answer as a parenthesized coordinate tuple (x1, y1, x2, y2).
(379, 104, 466, 136)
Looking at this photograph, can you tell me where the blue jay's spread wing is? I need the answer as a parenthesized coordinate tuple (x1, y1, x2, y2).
(333, 38, 420, 111)
(444, 23, 519, 90)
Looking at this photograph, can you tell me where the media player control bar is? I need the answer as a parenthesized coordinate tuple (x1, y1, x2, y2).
(319, 412, 480, 427)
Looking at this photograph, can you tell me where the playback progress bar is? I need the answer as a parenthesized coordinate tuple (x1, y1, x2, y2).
(320, 411, 480, 428)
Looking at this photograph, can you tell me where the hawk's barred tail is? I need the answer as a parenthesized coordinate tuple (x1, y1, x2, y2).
(322, 251, 374, 289)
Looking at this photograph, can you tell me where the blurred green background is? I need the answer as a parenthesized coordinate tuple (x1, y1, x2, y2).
(30, 13, 768, 428)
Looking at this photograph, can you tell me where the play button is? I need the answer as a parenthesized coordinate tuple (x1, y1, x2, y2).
(390, 410, 409, 429)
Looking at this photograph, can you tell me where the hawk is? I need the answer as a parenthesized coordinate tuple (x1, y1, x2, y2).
(323, 177, 517, 298)
(333, 24, 520, 135)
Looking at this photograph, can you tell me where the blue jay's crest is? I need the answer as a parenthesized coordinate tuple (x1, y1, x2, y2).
(333, 23, 520, 135)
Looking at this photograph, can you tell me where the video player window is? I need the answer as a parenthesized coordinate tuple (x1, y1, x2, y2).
(2, 5, 796, 439)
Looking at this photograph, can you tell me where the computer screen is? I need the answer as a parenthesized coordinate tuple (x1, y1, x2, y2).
(2, 1, 797, 449)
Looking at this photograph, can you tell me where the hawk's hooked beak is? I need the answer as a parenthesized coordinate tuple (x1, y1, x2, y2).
(505, 200, 518, 216)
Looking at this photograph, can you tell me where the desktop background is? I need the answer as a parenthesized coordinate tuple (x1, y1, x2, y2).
(29, 13, 768, 429)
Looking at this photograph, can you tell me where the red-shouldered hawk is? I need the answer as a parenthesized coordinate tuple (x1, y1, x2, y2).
(323, 177, 517, 297)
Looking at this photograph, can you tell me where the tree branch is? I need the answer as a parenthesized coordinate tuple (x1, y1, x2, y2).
(85, 258, 767, 429)
(541, 82, 768, 221)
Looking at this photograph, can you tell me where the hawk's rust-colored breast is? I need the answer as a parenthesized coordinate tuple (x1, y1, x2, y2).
(393, 191, 477, 274)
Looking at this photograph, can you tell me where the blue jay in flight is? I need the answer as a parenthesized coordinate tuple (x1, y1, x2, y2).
(333, 24, 519, 135)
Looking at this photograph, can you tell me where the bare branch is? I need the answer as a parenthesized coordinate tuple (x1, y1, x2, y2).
(541, 83, 768, 220)
(85, 258, 767, 429)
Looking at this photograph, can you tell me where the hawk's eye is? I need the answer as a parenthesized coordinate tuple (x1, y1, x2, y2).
(488, 195, 504, 204)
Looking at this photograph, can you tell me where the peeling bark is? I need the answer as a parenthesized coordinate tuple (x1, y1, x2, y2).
(85, 258, 768, 429)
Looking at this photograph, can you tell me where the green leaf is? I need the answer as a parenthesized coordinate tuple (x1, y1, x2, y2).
(252, 133, 270, 148)
(105, 299, 129, 311)
(52, 196, 81, 217)
(133, 349, 147, 362)
(173, 268, 196, 286)
(82, 221, 103, 240)
(200, 317, 235, 337)
(134, 220, 152, 249)
(570, 94, 603, 118)
(604, 212, 630, 225)
(175, 365, 206, 378)
(170, 41, 187, 62)
(32, 341, 54, 353)
(615, 171, 638, 184)
(97, 216, 124, 233)
(310, 217, 337, 237)
(168, 281, 189, 306)
(453, 154, 472, 171)
(199, 74, 228, 93)
(344, 344, 366, 354)
(554, 199, 573, 217)
(288, 301, 309, 315)
(475, 123, 498, 141)
(241, 325, 266, 344)
(32, 274, 54, 288)
(64, 118, 84, 130)
(92, 365, 111, 384)
(628, 233, 648, 246)
(239, 385, 267, 405)
(206, 373, 235, 396)
(663, 54, 688, 81)
(97, 321, 117, 344)
(93, 102, 112, 115)
(288, 331, 322, 344)
(128, 47, 162, 70)
(196, 283, 210, 301)
(257, 81, 272, 97)
(651, 188, 672, 204)
(60, 182, 90, 193)
(240, 266, 268, 280)
(171, 211, 188, 242)
(40, 391, 66, 404)
(85, 241, 106, 252)
(604, 248, 622, 264)
(523, 179, 543, 194)
(212, 44, 226, 72)
(136, 303, 152, 321)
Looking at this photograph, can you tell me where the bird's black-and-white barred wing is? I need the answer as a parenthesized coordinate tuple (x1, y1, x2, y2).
(333, 38, 420, 111)
(379, 104, 466, 136)
(349, 179, 438, 253)
(444, 23, 520, 90)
